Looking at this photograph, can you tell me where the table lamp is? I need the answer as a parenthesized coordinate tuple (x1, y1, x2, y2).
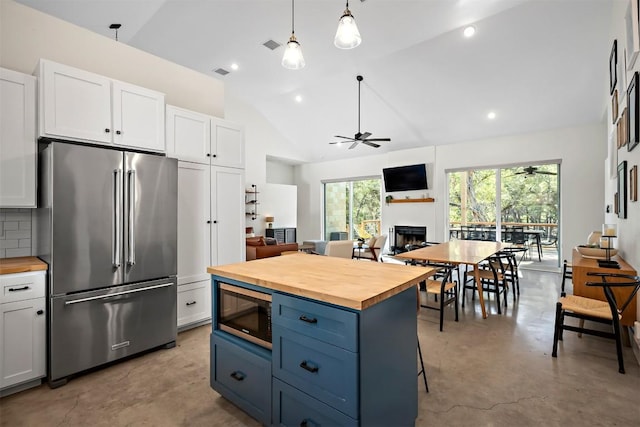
(265, 216, 274, 229)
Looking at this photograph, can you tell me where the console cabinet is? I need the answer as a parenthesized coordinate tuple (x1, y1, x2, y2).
(209, 275, 417, 426)
(0, 68, 37, 207)
(0, 271, 46, 394)
(266, 227, 296, 244)
(38, 59, 165, 152)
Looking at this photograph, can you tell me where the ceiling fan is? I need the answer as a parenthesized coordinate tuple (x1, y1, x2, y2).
(330, 75, 391, 149)
(514, 166, 557, 176)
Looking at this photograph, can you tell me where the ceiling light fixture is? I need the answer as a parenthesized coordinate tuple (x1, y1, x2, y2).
(334, 1, 361, 49)
(282, 0, 305, 70)
(463, 26, 476, 38)
(295, 95, 303, 103)
(230, 63, 239, 71)
(487, 111, 496, 119)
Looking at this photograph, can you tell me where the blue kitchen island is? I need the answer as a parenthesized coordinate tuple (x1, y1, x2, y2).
(208, 253, 434, 426)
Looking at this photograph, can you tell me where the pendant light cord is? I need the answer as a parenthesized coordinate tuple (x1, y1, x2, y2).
(291, 0, 295, 35)
(358, 77, 361, 133)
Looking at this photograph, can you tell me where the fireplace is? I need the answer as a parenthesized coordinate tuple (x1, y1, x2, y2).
(391, 225, 427, 254)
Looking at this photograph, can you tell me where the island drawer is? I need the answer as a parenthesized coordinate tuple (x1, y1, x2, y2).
(273, 378, 358, 427)
(273, 327, 358, 418)
(272, 293, 358, 352)
(210, 333, 271, 425)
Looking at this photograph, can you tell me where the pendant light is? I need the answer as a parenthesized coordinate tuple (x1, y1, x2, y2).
(282, 0, 305, 69)
(334, 1, 361, 49)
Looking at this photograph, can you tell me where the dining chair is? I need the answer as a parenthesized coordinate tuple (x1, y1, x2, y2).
(552, 272, 640, 374)
(417, 263, 458, 331)
(462, 253, 509, 314)
(508, 226, 530, 260)
(323, 240, 354, 258)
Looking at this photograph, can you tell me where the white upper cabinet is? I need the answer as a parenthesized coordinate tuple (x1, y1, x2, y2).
(211, 118, 244, 169)
(166, 105, 211, 164)
(0, 68, 37, 207)
(166, 105, 244, 168)
(38, 59, 165, 152)
(112, 80, 165, 152)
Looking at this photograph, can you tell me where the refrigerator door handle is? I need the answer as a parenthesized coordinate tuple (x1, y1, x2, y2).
(113, 169, 122, 267)
(64, 282, 174, 305)
(127, 170, 136, 266)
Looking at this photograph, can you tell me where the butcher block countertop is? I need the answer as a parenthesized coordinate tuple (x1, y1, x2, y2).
(0, 256, 48, 275)
(207, 253, 434, 310)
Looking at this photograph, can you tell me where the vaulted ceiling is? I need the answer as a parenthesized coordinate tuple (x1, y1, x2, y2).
(16, 0, 612, 162)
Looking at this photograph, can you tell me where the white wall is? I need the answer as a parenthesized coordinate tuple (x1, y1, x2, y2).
(296, 123, 606, 262)
(267, 159, 296, 185)
(258, 184, 297, 237)
(0, 0, 223, 116)
(606, 0, 640, 328)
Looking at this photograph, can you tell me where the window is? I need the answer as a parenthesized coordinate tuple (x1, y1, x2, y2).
(324, 178, 381, 240)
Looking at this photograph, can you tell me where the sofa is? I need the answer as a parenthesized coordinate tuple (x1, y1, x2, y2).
(246, 236, 299, 261)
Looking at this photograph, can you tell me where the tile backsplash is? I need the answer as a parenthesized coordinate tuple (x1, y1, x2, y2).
(0, 208, 32, 258)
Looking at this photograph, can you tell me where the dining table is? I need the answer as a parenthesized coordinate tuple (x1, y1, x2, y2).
(448, 227, 544, 261)
(395, 240, 505, 319)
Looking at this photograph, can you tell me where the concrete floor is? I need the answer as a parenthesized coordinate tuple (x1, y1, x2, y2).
(1, 269, 638, 426)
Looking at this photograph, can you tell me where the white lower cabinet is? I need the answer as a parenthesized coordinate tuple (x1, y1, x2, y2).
(0, 271, 46, 393)
(177, 280, 211, 328)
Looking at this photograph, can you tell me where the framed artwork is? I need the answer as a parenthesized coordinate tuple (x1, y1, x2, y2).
(631, 165, 638, 202)
(610, 40, 618, 94)
(618, 161, 628, 218)
(626, 0, 640, 70)
(627, 71, 639, 150)
(612, 89, 619, 123)
(618, 107, 628, 148)
(614, 192, 619, 214)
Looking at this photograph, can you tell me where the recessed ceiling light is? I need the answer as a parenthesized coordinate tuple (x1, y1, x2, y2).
(295, 95, 302, 103)
(487, 111, 496, 120)
(463, 26, 476, 38)
(230, 63, 239, 71)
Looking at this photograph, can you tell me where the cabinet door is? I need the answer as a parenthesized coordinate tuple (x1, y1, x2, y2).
(0, 298, 46, 389)
(177, 162, 211, 285)
(166, 105, 211, 164)
(39, 60, 112, 143)
(211, 118, 244, 169)
(211, 167, 245, 265)
(112, 80, 165, 152)
(0, 68, 36, 207)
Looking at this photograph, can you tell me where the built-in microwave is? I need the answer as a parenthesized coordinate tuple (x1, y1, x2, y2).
(217, 282, 272, 349)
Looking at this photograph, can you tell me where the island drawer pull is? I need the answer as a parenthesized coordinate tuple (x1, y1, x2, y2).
(8, 286, 30, 292)
(230, 371, 245, 381)
(299, 315, 317, 324)
(299, 361, 319, 373)
(186, 301, 197, 306)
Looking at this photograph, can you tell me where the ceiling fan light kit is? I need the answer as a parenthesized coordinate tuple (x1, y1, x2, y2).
(282, 0, 305, 70)
(334, 1, 362, 49)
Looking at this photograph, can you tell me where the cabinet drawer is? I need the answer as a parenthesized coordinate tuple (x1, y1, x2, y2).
(272, 293, 358, 352)
(211, 333, 271, 425)
(0, 271, 45, 304)
(273, 378, 358, 427)
(177, 281, 211, 328)
(273, 328, 358, 418)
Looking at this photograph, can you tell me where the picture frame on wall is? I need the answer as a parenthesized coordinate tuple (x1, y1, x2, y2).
(610, 40, 618, 94)
(618, 107, 628, 148)
(625, 0, 640, 70)
(614, 192, 619, 214)
(631, 165, 638, 202)
(627, 71, 639, 150)
(612, 89, 619, 123)
(617, 161, 628, 218)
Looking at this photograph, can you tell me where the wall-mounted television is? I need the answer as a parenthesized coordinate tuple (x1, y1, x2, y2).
(382, 164, 428, 192)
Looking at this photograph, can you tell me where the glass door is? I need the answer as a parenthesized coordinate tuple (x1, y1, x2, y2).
(324, 178, 381, 241)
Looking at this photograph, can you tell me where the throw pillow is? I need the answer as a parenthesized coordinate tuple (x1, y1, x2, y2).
(367, 236, 377, 248)
(265, 237, 278, 245)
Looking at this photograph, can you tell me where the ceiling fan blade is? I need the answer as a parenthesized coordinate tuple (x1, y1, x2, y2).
(361, 141, 381, 148)
(363, 138, 391, 142)
(334, 135, 356, 140)
(537, 171, 557, 175)
(348, 141, 359, 149)
(358, 132, 372, 140)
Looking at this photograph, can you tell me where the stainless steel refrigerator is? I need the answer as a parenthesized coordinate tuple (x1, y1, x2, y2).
(36, 141, 178, 387)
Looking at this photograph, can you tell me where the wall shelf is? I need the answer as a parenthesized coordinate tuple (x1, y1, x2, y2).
(388, 198, 434, 204)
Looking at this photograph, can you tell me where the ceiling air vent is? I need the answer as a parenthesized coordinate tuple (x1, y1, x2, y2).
(263, 39, 281, 50)
(214, 68, 229, 76)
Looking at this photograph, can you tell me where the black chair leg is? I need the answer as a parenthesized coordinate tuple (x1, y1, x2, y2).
(612, 319, 626, 374)
(454, 284, 459, 322)
(552, 302, 562, 357)
(439, 294, 444, 332)
(417, 339, 429, 392)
